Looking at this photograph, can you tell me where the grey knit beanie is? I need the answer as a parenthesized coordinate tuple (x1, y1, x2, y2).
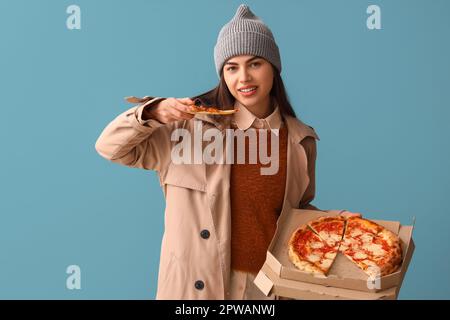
(214, 4, 282, 78)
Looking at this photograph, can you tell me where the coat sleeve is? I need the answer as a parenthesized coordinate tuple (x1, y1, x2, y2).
(298, 136, 348, 215)
(94, 97, 176, 173)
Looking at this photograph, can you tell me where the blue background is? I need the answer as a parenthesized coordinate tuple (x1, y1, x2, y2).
(1, 0, 449, 299)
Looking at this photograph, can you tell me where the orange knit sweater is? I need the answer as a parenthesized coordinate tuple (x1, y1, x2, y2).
(230, 126, 288, 274)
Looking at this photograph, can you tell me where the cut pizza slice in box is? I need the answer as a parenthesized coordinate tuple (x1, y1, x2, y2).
(254, 209, 415, 297)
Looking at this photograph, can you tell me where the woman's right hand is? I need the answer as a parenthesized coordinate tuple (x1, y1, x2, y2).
(144, 97, 195, 124)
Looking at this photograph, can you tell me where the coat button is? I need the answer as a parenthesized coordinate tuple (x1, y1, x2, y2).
(195, 280, 204, 290)
(200, 229, 210, 239)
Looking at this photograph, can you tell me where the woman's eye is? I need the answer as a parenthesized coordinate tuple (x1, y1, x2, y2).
(226, 62, 260, 72)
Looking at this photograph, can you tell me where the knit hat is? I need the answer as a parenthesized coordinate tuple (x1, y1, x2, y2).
(214, 4, 282, 78)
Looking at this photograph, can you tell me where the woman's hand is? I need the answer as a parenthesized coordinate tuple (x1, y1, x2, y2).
(144, 97, 195, 124)
(340, 210, 362, 219)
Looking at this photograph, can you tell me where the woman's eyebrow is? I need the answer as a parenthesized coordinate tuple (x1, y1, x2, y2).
(224, 56, 260, 65)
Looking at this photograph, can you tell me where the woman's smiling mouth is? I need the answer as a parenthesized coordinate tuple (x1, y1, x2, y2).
(238, 86, 258, 96)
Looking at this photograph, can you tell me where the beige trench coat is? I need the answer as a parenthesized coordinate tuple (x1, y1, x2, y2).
(95, 97, 336, 299)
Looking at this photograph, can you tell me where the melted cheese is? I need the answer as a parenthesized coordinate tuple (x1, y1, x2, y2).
(354, 252, 368, 260)
(363, 260, 377, 267)
(307, 254, 321, 263)
(342, 238, 356, 247)
(320, 259, 333, 269)
(325, 252, 336, 259)
(361, 233, 374, 243)
(310, 242, 324, 249)
(319, 231, 330, 241)
(318, 231, 341, 247)
(350, 229, 363, 237)
(362, 243, 386, 256)
(331, 234, 341, 241)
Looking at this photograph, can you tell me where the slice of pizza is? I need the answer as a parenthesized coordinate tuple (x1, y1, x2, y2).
(187, 99, 238, 115)
(288, 224, 340, 276)
(345, 216, 384, 236)
(307, 216, 346, 247)
(339, 217, 403, 277)
(187, 104, 238, 115)
(340, 241, 402, 277)
(339, 216, 380, 258)
(124, 96, 238, 115)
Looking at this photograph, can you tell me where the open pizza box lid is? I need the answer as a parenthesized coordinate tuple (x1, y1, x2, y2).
(254, 209, 415, 297)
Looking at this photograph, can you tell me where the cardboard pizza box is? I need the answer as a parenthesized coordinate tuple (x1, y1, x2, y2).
(254, 209, 415, 297)
(255, 262, 399, 300)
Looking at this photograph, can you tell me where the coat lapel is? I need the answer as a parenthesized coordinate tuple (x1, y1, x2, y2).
(281, 116, 320, 214)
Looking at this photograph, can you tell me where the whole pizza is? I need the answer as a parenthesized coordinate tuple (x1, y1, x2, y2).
(288, 216, 403, 277)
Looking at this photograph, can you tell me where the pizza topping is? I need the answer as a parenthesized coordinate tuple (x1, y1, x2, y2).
(186, 99, 238, 115)
(318, 223, 341, 233)
(354, 252, 368, 260)
(373, 237, 392, 252)
(316, 245, 336, 254)
(319, 259, 333, 269)
(350, 229, 363, 237)
(289, 215, 403, 278)
(324, 252, 336, 259)
(308, 217, 345, 248)
(307, 254, 321, 263)
(319, 231, 342, 244)
(310, 242, 324, 249)
(367, 244, 387, 256)
(292, 228, 320, 258)
(360, 233, 375, 243)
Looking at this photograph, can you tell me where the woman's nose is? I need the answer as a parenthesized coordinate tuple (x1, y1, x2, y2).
(239, 68, 252, 82)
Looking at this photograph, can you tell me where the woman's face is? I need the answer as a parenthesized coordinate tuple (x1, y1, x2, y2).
(223, 55, 274, 110)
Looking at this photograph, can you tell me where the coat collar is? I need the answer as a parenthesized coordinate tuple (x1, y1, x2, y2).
(194, 107, 320, 143)
(283, 115, 320, 143)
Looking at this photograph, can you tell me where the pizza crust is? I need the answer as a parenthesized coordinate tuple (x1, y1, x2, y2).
(287, 224, 339, 275)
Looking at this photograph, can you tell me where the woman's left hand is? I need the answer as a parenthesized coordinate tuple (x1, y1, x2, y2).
(340, 210, 362, 218)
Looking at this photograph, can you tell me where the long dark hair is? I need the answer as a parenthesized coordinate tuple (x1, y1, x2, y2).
(191, 63, 297, 118)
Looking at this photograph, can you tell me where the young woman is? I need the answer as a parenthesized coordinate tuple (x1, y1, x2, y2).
(95, 4, 359, 300)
